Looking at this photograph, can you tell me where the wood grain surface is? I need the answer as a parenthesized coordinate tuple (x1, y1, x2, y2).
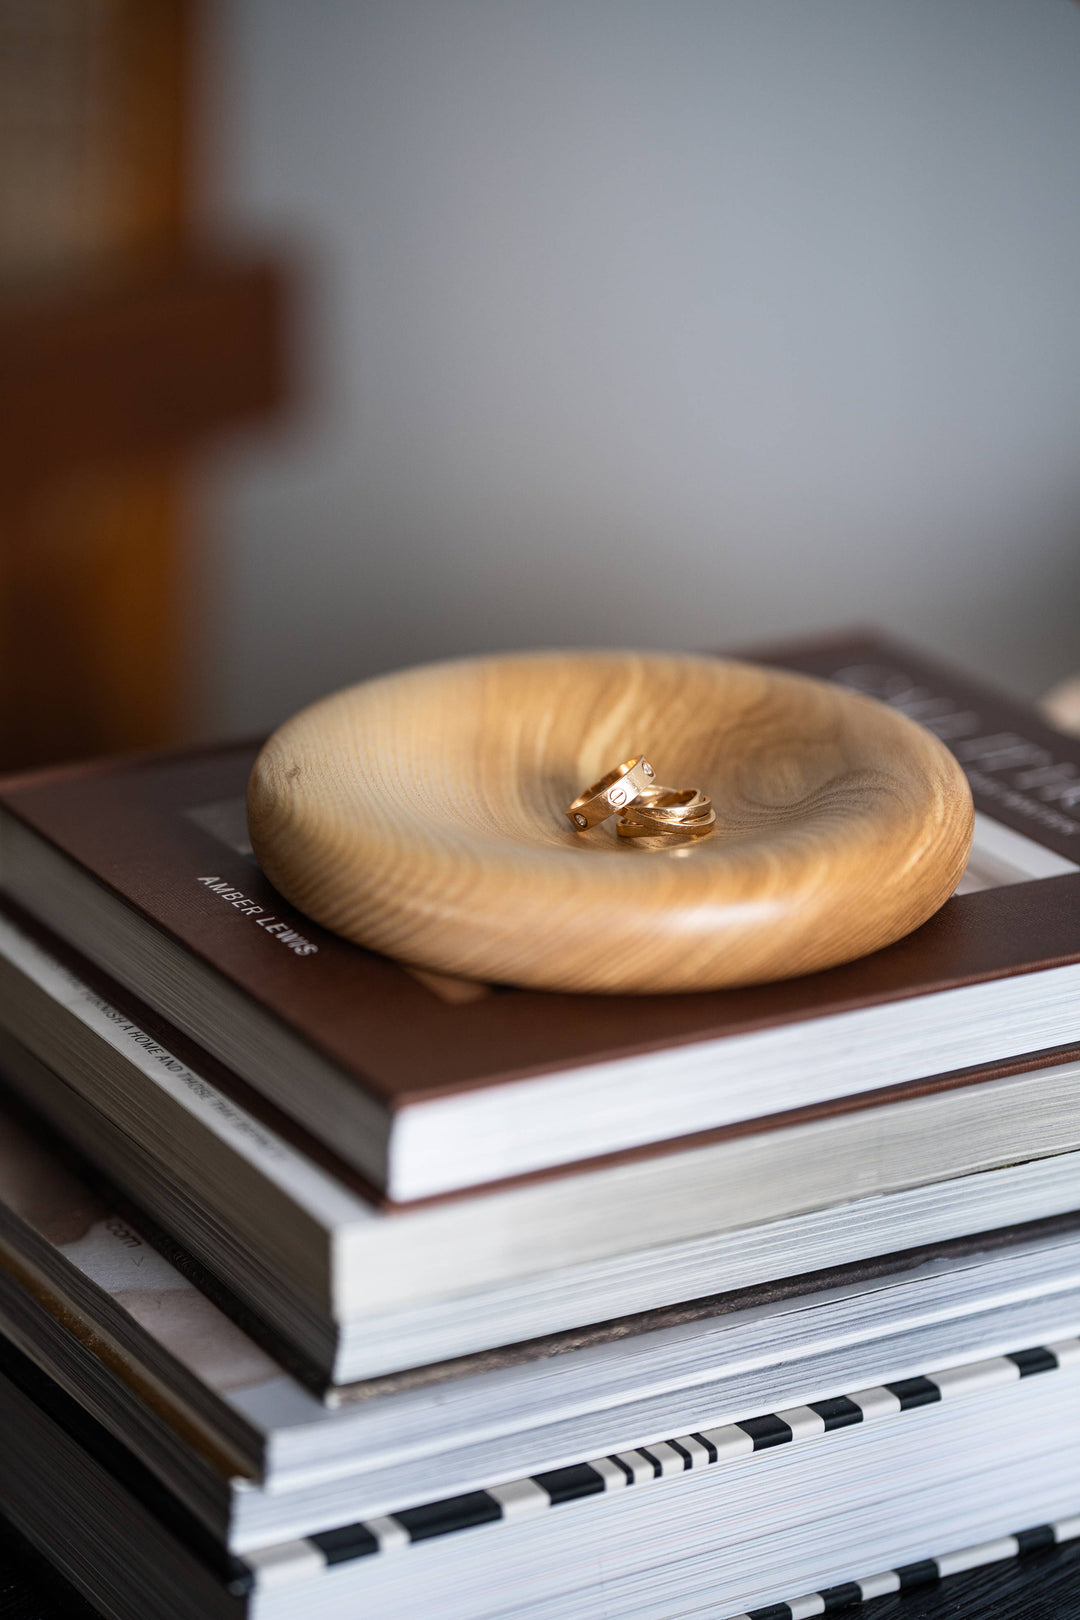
(248, 650, 974, 994)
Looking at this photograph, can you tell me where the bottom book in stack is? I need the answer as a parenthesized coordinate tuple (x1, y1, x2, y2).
(1, 1096, 1080, 1619)
(3, 1296, 1080, 1620)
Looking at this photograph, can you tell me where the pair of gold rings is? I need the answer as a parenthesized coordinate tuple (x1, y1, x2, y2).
(565, 756, 715, 845)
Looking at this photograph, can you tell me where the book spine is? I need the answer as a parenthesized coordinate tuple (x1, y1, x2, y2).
(0, 912, 370, 1236)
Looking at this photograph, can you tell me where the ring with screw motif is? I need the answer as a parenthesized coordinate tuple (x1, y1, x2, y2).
(565, 755, 657, 830)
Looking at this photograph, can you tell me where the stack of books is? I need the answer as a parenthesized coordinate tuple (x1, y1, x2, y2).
(0, 631, 1079, 1620)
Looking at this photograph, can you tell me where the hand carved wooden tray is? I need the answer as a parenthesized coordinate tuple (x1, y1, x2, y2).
(247, 650, 973, 994)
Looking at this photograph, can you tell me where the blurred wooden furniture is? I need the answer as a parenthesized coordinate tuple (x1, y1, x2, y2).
(0, 0, 286, 768)
(0, 255, 284, 766)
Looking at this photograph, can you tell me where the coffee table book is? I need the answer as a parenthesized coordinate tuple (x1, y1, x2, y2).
(5, 1088, 1080, 1551)
(0, 630, 1078, 1204)
(2, 1101, 1080, 1620)
(3, 902, 1080, 1385)
(3, 1313, 1079, 1620)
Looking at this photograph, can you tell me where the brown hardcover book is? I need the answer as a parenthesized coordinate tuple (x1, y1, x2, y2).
(2, 630, 1079, 1203)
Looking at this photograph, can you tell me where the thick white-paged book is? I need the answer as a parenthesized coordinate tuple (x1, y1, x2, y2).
(2, 1095, 1080, 1553)
(2, 1327, 1079, 1620)
(3, 892, 1080, 1384)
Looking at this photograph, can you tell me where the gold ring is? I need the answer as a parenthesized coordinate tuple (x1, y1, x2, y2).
(617, 783, 715, 843)
(619, 786, 713, 828)
(617, 816, 716, 844)
(618, 811, 716, 838)
(566, 756, 656, 830)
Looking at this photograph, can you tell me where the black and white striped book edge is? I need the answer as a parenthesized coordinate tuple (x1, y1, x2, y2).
(235, 1335, 1080, 1591)
(735, 1512, 1080, 1618)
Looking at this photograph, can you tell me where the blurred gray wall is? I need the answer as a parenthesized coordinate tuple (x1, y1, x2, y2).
(205, 0, 1080, 734)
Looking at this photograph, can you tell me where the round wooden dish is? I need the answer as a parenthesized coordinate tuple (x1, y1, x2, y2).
(247, 650, 973, 994)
